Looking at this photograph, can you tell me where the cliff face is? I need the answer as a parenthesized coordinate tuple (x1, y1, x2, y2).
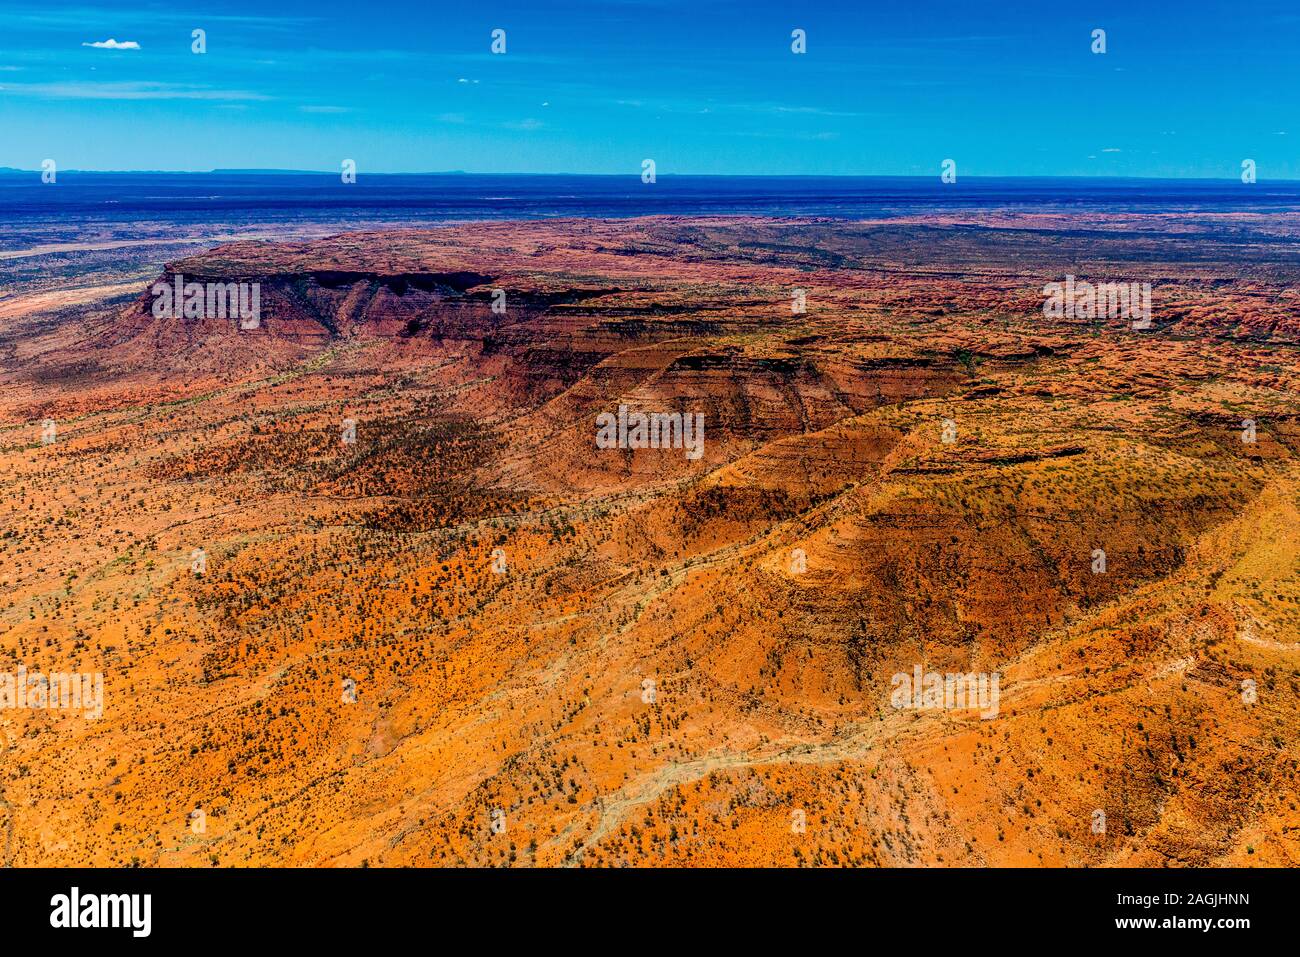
(3, 215, 1299, 867)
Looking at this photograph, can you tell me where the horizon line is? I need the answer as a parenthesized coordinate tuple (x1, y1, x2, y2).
(2, 168, 1297, 183)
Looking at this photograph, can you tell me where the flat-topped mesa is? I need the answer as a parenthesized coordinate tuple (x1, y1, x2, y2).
(128, 225, 700, 348)
(133, 261, 507, 339)
(107, 222, 817, 374)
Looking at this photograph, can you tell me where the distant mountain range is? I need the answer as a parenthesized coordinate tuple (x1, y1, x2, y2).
(0, 167, 471, 175)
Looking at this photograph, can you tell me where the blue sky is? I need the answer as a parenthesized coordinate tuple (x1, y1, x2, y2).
(0, 0, 1297, 176)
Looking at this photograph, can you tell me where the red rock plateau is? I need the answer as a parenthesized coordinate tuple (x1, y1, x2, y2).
(1, 214, 1298, 866)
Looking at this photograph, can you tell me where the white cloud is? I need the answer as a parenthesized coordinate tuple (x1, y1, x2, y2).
(82, 38, 141, 50)
(3, 80, 268, 100)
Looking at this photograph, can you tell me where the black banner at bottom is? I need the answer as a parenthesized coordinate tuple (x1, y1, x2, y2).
(0, 867, 1276, 944)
